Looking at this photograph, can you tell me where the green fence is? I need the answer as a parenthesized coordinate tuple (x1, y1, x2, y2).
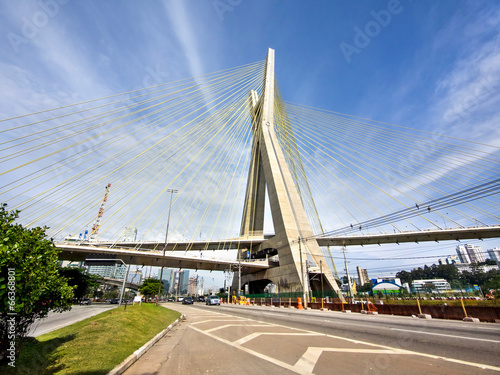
(244, 290, 339, 299)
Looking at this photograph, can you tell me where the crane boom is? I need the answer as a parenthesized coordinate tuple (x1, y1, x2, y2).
(90, 183, 111, 239)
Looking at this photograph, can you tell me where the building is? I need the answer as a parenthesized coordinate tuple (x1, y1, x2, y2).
(187, 276, 198, 295)
(372, 276, 402, 286)
(412, 279, 451, 293)
(455, 263, 498, 274)
(127, 269, 143, 285)
(356, 266, 369, 286)
(456, 245, 471, 263)
(456, 244, 486, 264)
(166, 269, 190, 295)
(438, 255, 459, 265)
(371, 276, 403, 294)
(158, 269, 176, 293)
(179, 270, 190, 294)
(487, 247, 500, 263)
(87, 263, 127, 280)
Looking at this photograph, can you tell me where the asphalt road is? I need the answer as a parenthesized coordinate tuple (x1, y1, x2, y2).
(28, 303, 117, 337)
(215, 304, 500, 368)
(124, 303, 500, 375)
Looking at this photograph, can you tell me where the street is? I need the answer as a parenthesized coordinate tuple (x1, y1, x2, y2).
(123, 303, 500, 374)
(28, 303, 117, 337)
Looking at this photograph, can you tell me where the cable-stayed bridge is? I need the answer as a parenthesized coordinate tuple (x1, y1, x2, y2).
(1, 49, 499, 299)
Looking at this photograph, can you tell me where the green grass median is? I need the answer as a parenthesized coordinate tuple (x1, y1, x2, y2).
(2, 303, 181, 375)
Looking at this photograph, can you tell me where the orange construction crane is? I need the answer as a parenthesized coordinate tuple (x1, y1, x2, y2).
(90, 183, 111, 239)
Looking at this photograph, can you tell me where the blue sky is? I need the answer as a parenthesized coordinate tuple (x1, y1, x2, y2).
(1, 1, 500, 285)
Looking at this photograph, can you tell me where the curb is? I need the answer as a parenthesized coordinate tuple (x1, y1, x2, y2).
(107, 313, 185, 375)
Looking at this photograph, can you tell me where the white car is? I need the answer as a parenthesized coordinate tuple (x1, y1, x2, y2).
(206, 295, 220, 305)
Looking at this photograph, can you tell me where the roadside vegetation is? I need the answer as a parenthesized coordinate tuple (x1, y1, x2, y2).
(0, 303, 181, 375)
(0, 204, 74, 360)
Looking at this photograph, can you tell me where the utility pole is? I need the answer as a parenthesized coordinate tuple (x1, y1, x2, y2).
(157, 188, 178, 305)
(238, 252, 242, 296)
(227, 265, 232, 303)
(342, 246, 354, 303)
(320, 260, 324, 299)
(299, 237, 308, 308)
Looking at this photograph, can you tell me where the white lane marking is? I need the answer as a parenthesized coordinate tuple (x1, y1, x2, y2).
(295, 347, 403, 373)
(199, 309, 500, 372)
(190, 325, 310, 375)
(390, 328, 500, 344)
(234, 332, 318, 346)
(191, 319, 250, 325)
(205, 324, 270, 333)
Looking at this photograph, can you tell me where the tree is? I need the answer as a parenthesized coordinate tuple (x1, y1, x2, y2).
(357, 282, 373, 295)
(396, 270, 412, 285)
(58, 267, 101, 301)
(0, 204, 74, 359)
(139, 278, 163, 297)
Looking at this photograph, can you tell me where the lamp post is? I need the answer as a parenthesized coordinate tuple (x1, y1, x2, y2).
(298, 237, 308, 309)
(157, 189, 178, 305)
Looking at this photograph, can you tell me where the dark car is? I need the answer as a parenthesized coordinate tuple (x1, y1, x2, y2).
(182, 296, 194, 305)
(197, 296, 206, 302)
(110, 298, 120, 304)
(167, 297, 174, 302)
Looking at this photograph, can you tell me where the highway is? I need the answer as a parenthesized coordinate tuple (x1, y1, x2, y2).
(216, 304, 500, 368)
(124, 303, 500, 375)
(28, 304, 117, 337)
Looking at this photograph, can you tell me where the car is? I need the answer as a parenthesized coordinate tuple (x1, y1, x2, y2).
(197, 296, 206, 302)
(206, 295, 220, 306)
(182, 296, 194, 305)
(110, 298, 120, 304)
(167, 297, 174, 302)
(80, 298, 92, 305)
(177, 296, 184, 302)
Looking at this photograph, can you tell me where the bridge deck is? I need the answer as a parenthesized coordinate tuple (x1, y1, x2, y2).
(315, 226, 500, 246)
(56, 243, 270, 272)
(55, 226, 499, 271)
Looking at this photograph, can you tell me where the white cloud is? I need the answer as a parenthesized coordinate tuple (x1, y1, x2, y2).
(162, 0, 204, 79)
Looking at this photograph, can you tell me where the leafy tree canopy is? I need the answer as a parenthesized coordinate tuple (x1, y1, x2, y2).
(58, 267, 101, 301)
(0, 204, 74, 358)
(396, 261, 499, 291)
(139, 278, 163, 297)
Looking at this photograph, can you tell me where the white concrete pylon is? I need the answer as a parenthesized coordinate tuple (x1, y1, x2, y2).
(239, 48, 344, 302)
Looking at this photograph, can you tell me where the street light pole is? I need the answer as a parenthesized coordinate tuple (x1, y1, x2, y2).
(342, 246, 354, 303)
(298, 237, 308, 309)
(157, 188, 178, 305)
